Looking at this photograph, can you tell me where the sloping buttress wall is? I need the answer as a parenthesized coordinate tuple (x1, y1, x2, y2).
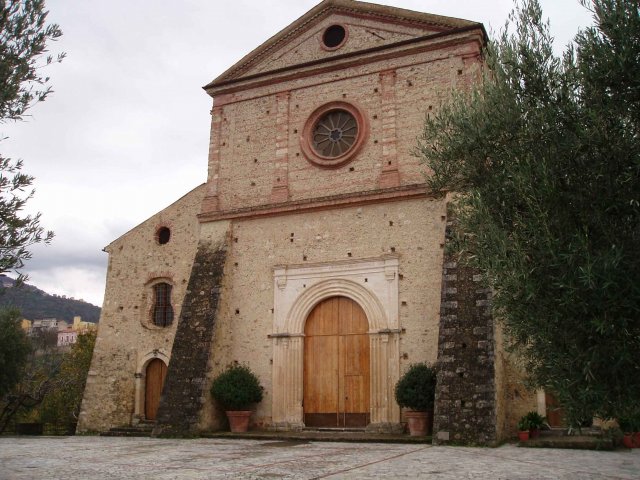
(433, 206, 497, 446)
(152, 224, 230, 437)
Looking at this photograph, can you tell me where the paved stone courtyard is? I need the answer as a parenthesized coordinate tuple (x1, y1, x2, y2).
(1, 436, 639, 479)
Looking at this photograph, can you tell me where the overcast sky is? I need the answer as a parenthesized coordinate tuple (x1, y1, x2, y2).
(1, 0, 593, 307)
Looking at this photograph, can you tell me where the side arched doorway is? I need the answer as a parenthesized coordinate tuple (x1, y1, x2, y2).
(303, 296, 370, 428)
(145, 358, 167, 421)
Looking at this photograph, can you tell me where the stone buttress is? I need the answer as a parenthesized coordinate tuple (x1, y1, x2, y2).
(152, 234, 229, 437)
(433, 207, 498, 445)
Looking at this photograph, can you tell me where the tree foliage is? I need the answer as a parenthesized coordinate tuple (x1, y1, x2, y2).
(0, 0, 73, 435)
(0, 327, 96, 434)
(418, 0, 639, 424)
(0, 156, 54, 276)
(0, 307, 30, 397)
(0, 0, 65, 121)
(0, 0, 63, 279)
(0, 325, 62, 433)
(39, 330, 96, 431)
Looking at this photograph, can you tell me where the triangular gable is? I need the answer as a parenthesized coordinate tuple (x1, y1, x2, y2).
(104, 183, 206, 252)
(205, 0, 480, 88)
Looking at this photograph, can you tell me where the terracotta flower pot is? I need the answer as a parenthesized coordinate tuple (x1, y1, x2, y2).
(622, 432, 640, 449)
(518, 430, 530, 441)
(226, 410, 252, 433)
(529, 428, 540, 439)
(405, 410, 432, 436)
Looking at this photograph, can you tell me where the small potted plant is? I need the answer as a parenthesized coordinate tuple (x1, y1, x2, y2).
(394, 362, 437, 436)
(524, 411, 547, 438)
(517, 416, 531, 441)
(210, 364, 263, 433)
(619, 413, 640, 449)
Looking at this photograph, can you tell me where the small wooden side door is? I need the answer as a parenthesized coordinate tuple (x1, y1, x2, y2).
(545, 392, 566, 428)
(145, 358, 167, 421)
(304, 296, 370, 428)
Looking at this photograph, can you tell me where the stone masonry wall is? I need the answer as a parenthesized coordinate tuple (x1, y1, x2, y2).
(80, 7, 486, 435)
(77, 186, 205, 433)
(204, 30, 483, 215)
(152, 235, 229, 437)
(433, 208, 497, 445)
(196, 197, 447, 429)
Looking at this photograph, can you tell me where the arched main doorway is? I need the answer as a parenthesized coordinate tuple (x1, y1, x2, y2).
(145, 358, 167, 420)
(303, 296, 370, 428)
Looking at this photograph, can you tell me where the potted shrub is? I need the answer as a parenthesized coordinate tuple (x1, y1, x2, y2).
(517, 416, 531, 441)
(210, 364, 263, 433)
(619, 413, 640, 448)
(524, 411, 547, 438)
(394, 362, 436, 436)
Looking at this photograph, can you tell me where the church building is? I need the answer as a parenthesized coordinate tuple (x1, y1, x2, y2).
(78, 0, 543, 444)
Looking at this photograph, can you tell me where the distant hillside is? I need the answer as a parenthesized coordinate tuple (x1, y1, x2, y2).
(0, 275, 100, 323)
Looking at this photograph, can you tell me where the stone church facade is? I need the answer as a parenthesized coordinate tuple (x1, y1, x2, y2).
(78, 0, 542, 443)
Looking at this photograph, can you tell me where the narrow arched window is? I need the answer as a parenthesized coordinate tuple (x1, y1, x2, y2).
(152, 283, 173, 327)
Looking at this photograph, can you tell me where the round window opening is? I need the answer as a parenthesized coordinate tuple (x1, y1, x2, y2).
(323, 25, 346, 49)
(156, 227, 171, 245)
(312, 109, 358, 158)
(301, 101, 368, 168)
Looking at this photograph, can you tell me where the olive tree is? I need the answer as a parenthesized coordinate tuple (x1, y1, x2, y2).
(418, 0, 639, 425)
(0, 0, 64, 278)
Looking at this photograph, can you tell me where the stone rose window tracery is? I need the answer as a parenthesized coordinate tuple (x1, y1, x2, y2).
(312, 109, 358, 158)
(301, 101, 368, 168)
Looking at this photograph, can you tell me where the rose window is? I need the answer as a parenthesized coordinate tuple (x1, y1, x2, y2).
(311, 109, 358, 158)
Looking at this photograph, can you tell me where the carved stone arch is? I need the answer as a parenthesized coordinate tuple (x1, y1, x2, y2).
(133, 349, 169, 423)
(137, 349, 169, 374)
(270, 257, 401, 431)
(285, 278, 387, 334)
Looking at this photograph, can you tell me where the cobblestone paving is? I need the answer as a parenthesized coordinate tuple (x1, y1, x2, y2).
(1, 436, 638, 479)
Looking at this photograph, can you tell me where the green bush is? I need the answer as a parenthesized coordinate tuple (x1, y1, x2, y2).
(394, 363, 436, 411)
(210, 364, 263, 411)
(524, 411, 547, 430)
(618, 412, 640, 433)
(517, 416, 531, 431)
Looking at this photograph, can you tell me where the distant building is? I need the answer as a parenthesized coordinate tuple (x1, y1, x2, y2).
(30, 318, 59, 335)
(57, 317, 96, 347)
(73, 316, 97, 333)
(20, 319, 32, 332)
(32, 318, 58, 329)
(58, 328, 78, 347)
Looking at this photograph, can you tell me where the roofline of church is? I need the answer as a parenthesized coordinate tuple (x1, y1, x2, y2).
(205, 0, 485, 88)
(204, 23, 486, 93)
(103, 183, 207, 253)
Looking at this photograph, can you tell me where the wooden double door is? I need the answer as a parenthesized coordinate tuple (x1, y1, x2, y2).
(145, 358, 167, 421)
(303, 296, 370, 428)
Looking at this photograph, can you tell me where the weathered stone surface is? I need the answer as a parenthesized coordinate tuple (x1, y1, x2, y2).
(433, 208, 497, 446)
(77, 186, 206, 434)
(152, 239, 228, 437)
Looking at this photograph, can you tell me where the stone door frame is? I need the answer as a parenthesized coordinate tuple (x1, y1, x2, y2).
(133, 349, 169, 424)
(270, 255, 401, 431)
